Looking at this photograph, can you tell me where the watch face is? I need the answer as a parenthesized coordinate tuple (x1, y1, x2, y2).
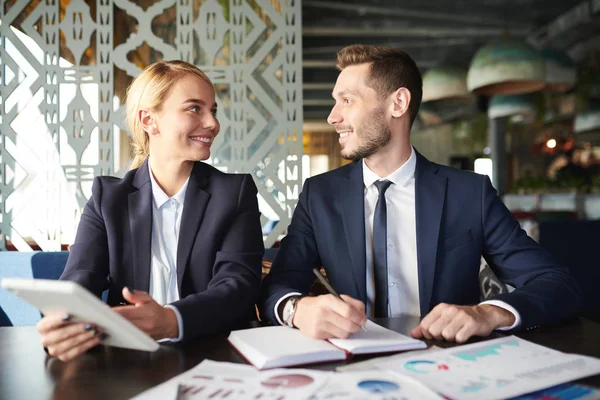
(283, 298, 296, 326)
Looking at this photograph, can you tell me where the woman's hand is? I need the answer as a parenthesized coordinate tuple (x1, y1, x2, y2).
(36, 313, 107, 362)
(112, 287, 179, 340)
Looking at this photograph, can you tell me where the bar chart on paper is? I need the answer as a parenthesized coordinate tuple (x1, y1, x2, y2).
(176, 384, 294, 400)
(375, 336, 600, 400)
(177, 371, 323, 399)
(452, 338, 522, 361)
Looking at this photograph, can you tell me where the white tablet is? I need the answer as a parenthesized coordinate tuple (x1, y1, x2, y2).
(1, 278, 159, 352)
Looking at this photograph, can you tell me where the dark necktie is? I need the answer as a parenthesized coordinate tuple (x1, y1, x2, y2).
(373, 180, 393, 318)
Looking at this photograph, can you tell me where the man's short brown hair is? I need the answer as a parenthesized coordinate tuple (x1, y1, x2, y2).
(337, 44, 423, 127)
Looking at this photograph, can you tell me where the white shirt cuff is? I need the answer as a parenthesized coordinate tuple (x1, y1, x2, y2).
(274, 292, 302, 326)
(159, 304, 184, 342)
(480, 300, 521, 331)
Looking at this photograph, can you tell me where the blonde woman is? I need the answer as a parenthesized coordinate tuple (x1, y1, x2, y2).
(36, 61, 264, 361)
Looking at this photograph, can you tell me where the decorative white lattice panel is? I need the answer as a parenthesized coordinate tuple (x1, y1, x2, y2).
(0, 0, 303, 250)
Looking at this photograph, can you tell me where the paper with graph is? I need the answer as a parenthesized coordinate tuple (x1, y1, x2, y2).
(132, 360, 443, 400)
(131, 360, 330, 400)
(375, 336, 600, 400)
(307, 370, 443, 400)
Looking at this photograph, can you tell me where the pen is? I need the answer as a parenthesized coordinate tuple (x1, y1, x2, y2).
(175, 384, 185, 400)
(312, 268, 367, 331)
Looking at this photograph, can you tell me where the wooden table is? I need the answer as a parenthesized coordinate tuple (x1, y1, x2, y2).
(1, 317, 599, 400)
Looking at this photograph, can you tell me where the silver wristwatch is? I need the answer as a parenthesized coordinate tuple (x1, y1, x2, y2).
(282, 296, 301, 327)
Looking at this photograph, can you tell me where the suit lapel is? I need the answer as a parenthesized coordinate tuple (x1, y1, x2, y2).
(129, 159, 153, 292)
(176, 162, 211, 292)
(338, 161, 367, 302)
(414, 151, 447, 316)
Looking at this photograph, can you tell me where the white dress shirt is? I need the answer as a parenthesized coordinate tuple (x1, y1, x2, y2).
(276, 147, 520, 330)
(363, 149, 420, 317)
(148, 162, 188, 341)
(363, 147, 520, 330)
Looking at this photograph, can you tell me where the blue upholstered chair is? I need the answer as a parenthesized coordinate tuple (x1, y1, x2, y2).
(0, 252, 69, 326)
(31, 252, 69, 281)
(0, 306, 11, 327)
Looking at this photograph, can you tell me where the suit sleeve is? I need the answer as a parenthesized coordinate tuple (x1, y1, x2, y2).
(60, 177, 110, 297)
(171, 174, 264, 338)
(480, 175, 583, 329)
(258, 178, 322, 324)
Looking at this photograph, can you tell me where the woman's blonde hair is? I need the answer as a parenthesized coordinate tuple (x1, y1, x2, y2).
(126, 60, 213, 169)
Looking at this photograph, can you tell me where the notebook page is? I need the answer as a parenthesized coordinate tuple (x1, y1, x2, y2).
(328, 320, 427, 354)
(228, 326, 346, 369)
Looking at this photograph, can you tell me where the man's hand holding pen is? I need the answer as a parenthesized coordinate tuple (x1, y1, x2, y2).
(293, 294, 367, 339)
(291, 268, 367, 340)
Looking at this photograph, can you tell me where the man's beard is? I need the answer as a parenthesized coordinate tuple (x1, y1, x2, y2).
(341, 107, 391, 160)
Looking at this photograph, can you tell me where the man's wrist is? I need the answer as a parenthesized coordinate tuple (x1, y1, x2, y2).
(480, 304, 515, 329)
(291, 296, 308, 328)
(164, 307, 180, 338)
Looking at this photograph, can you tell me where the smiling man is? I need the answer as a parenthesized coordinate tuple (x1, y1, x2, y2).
(259, 44, 582, 343)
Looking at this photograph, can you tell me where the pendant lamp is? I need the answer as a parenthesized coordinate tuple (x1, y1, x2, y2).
(422, 66, 471, 102)
(467, 39, 545, 96)
(542, 48, 576, 93)
(488, 93, 538, 122)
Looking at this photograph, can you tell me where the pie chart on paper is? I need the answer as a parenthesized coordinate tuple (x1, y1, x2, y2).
(261, 373, 315, 389)
(404, 360, 449, 374)
(357, 380, 400, 393)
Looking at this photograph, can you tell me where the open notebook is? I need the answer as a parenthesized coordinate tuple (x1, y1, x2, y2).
(228, 320, 427, 370)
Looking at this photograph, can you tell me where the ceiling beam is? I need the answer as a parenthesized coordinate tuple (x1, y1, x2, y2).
(303, 38, 474, 55)
(303, 83, 335, 90)
(303, 1, 530, 29)
(303, 59, 436, 69)
(304, 99, 335, 107)
(303, 110, 334, 121)
(303, 121, 336, 132)
(302, 26, 529, 38)
(527, 0, 600, 48)
(568, 33, 600, 62)
(303, 60, 336, 68)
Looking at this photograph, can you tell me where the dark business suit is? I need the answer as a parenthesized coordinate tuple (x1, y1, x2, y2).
(260, 151, 582, 330)
(61, 159, 264, 339)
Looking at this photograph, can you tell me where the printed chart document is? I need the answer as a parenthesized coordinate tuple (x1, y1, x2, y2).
(228, 320, 426, 369)
(132, 360, 443, 400)
(308, 370, 443, 400)
(336, 345, 441, 372)
(510, 383, 600, 400)
(375, 336, 600, 400)
(131, 360, 330, 400)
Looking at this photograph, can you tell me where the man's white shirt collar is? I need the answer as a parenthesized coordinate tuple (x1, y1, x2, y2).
(362, 146, 416, 188)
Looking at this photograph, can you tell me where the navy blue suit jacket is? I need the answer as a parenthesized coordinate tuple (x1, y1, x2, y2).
(260, 152, 582, 330)
(61, 159, 264, 340)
